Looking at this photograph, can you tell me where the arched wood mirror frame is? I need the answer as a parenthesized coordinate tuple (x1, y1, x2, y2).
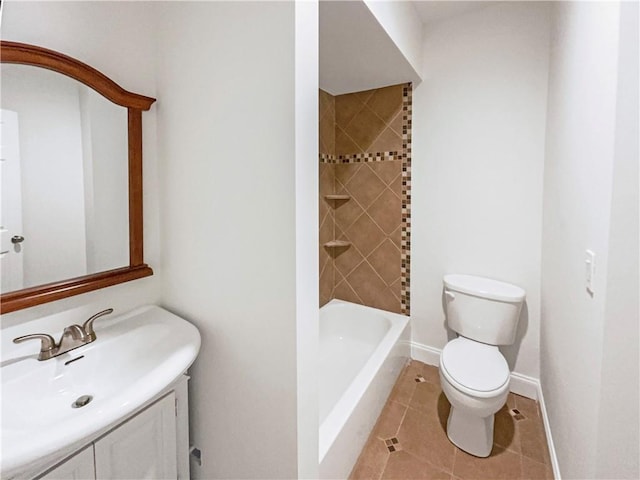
(0, 41, 155, 314)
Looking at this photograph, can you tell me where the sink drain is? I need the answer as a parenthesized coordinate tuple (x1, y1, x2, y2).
(71, 395, 93, 408)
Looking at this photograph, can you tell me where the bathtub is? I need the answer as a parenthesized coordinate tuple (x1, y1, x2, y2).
(319, 299, 410, 478)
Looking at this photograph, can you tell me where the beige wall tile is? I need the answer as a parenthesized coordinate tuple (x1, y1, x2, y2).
(369, 127, 403, 153)
(391, 226, 402, 249)
(335, 163, 362, 187)
(366, 85, 403, 124)
(318, 83, 409, 313)
(370, 160, 402, 185)
(389, 110, 403, 136)
(373, 287, 402, 313)
(335, 198, 365, 231)
(344, 164, 386, 208)
(336, 93, 366, 130)
(319, 163, 334, 195)
(369, 189, 402, 234)
(344, 106, 387, 152)
(334, 245, 364, 278)
(319, 214, 334, 245)
(319, 262, 334, 307)
(389, 278, 402, 302)
(353, 88, 376, 105)
(319, 90, 335, 155)
(368, 239, 401, 285)
(334, 277, 363, 305)
(390, 173, 403, 197)
(336, 127, 364, 155)
(346, 261, 388, 306)
(344, 213, 385, 256)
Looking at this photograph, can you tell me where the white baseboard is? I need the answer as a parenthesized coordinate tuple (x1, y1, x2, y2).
(410, 341, 560, 478)
(509, 371, 539, 400)
(536, 383, 561, 479)
(410, 341, 441, 367)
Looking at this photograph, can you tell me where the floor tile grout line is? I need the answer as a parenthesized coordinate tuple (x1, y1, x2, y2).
(451, 445, 458, 476)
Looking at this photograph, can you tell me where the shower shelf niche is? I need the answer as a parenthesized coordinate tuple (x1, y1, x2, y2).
(324, 194, 351, 201)
(323, 240, 351, 248)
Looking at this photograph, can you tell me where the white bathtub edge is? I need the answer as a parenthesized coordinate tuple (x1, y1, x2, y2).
(319, 305, 410, 479)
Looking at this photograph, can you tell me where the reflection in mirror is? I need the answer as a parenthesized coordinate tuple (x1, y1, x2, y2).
(1, 64, 129, 293)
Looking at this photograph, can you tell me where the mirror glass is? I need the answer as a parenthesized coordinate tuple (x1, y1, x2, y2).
(1, 64, 129, 293)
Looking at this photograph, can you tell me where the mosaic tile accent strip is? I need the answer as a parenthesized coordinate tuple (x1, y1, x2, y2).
(319, 153, 335, 164)
(319, 152, 402, 164)
(400, 84, 412, 315)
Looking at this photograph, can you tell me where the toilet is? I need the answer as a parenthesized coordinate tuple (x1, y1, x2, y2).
(439, 274, 525, 458)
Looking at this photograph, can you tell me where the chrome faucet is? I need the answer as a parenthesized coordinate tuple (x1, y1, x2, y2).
(13, 308, 114, 361)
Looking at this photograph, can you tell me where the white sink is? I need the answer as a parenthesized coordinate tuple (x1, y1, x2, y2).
(1, 305, 201, 477)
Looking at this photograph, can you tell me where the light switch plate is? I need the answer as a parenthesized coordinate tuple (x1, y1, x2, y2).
(586, 249, 596, 295)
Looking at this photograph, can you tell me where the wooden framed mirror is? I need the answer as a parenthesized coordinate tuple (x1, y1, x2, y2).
(0, 41, 155, 313)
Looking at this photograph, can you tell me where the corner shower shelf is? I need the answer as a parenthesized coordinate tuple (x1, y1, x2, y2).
(324, 194, 351, 201)
(323, 240, 351, 248)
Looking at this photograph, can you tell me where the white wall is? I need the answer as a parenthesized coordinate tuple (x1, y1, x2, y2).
(0, 1, 161, 325)
(295, 1, 320, 478)
(595, 3, 639, 477)
(153, 2, 315, 478)
(319, 0, 420, 95)
(363, 0, 423, 80)
(411, 2, 551, 380)
(541, 1, 639, 478)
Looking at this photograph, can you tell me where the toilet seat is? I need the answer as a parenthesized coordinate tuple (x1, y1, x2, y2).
(440, 337, 510, 398)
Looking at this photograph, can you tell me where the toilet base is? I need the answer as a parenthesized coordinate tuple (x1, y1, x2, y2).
(446, 406, 494, 457)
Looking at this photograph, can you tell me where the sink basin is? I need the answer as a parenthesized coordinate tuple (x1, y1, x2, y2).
(1, 306, 201, 477)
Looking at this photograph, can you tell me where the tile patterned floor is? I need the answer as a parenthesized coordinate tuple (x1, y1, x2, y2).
(349, 361, 554, 480)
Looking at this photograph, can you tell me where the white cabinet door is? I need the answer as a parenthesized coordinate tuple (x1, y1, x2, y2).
(94, 393, 177, 480)
(38, 446, 95, 480)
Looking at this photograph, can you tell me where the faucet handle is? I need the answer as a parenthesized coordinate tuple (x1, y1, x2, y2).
(82, 308, 114, 341)
(13, 333, 56, 358)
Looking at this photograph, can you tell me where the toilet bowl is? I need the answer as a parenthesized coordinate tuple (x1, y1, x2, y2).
(439, 337, 510, 457)
(439, 274, 525, 458)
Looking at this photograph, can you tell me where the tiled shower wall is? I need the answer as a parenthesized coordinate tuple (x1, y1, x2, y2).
(319, 84, 412, 315)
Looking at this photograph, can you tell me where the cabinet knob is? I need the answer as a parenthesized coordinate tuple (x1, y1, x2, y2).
(11, 235, 24, 244)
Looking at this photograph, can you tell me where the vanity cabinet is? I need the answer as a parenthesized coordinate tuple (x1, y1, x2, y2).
(94, 393, 177, 479)
(38, 447, 94, 480)
(33, 377, 189, 480)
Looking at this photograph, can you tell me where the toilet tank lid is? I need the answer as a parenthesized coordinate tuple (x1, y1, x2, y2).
(443, 274, 525, 302)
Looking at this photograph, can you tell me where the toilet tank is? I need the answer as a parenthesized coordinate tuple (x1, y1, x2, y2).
(443, 274, 525, 345)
